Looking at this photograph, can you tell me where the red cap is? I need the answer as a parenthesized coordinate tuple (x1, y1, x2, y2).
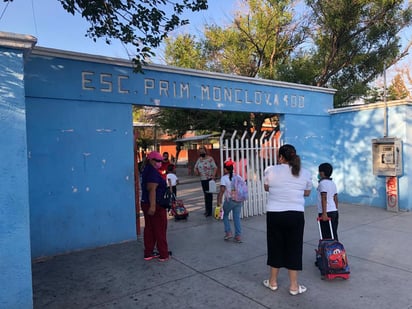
(147, 151, 162, 161)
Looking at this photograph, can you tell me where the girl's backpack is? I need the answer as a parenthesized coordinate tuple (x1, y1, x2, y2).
(230, 175, 248, 202)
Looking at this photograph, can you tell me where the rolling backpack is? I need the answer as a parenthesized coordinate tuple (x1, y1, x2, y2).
(315, 218, 350, 280)
(169, 194, 189, 220)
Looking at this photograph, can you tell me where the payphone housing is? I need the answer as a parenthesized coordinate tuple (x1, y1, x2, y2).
(372, 137, 403, 176)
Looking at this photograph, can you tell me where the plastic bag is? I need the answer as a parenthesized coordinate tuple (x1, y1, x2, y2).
(214, 205, 223, 220)
(209, 179, 217, 193)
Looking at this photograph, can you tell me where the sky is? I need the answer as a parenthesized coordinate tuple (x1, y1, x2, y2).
(0, 0, 239, 63)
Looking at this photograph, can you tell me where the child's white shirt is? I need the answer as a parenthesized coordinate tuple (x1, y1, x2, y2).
(166, 173, 178, 186)
(317, 179, 338, 213)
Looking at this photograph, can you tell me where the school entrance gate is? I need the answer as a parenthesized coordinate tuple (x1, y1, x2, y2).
(0, 31, 355, 308)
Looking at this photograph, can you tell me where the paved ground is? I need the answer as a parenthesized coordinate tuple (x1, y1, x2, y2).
(32, 172, 412, 309)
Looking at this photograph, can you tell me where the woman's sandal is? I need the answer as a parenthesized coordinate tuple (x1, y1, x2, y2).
(289, 285, 307, 296)
(263, 279, 278, 291)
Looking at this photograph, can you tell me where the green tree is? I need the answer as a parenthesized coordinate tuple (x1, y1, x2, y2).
(164, 34, 206, 69)
(364, 86, 384, 104)
(194, 0, 308, 79)
(387, 73, 410, 100)
(55, 0, 208, 71)
(152, 107, 250, 162)
(303, 0, 412, 106)
(133, 107, 158, 151)
(154, 108, 250, 138)
(162, 0, 304, 134)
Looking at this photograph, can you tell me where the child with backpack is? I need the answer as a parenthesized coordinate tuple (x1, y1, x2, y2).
(166, 164, 179, 196)
(315, 163, 350, 279)
(217, 158, 248, 243)
(317, 162, 339, 240)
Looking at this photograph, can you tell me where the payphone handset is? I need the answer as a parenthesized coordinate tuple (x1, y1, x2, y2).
(380, 145, 394, 164)
(372, 138, 402, 176)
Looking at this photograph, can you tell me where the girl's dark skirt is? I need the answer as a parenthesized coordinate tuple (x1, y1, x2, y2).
(266, 211, 305, 270)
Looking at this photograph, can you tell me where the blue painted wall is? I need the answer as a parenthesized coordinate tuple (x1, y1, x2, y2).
(330, 104, 410, 210)
(26, 98, 136, 258)
(0, 47, 33, 308)
(282, 113, 332, 206)
(406, 107, 412, 209)
(25, 50, 333, 115)
(23, 49, 336, 258)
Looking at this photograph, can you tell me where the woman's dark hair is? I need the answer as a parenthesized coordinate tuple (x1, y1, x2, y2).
(224, 163, 234, 180)
(279, 144, 301, 176)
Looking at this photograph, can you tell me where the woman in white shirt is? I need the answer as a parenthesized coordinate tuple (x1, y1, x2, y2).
(262, 144, 312, 296)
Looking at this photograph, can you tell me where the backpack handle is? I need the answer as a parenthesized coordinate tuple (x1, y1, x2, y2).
(317, 217, 334, 240)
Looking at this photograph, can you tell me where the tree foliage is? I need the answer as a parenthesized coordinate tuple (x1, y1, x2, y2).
(56, 0, 208, 71)
(177, 0, 308, 79)
(6, 0, 410, 132)
(232, 0, 309, 79)
(165, 0, 412, 109)
(132, 106, 157, 151)
(164, 34, 206, 69)
(161, 0, 305, 134)
(303, 0, 412, 106)
(153, 108, 250, 138)
(388, 73, 410, 100)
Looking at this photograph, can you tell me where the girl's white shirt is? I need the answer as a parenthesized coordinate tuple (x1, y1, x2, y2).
(220, 173, 234, 201)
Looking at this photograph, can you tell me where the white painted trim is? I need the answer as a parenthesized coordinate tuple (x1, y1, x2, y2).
(0, 31, 37, 51)
(31, 46, 336, 94)
(328, 99, 412, 114)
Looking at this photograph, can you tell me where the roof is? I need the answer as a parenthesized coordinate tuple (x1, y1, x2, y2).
(175, 134, 215, 142)
(133, 122, 155, 127)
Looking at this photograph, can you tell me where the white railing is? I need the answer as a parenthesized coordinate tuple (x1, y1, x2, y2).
(219, 130, 282, 217)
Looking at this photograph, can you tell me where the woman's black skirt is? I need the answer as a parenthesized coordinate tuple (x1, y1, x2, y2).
(266, 211, 305, 270)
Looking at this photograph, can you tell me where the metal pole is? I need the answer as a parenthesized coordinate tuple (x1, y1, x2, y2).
(383, 63, 388, 137)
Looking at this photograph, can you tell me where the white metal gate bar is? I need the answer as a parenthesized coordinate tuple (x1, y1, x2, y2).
(219, 130, 282, 217)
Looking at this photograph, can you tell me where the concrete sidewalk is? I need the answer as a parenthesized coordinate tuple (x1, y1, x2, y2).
(32, 178, 412, 309)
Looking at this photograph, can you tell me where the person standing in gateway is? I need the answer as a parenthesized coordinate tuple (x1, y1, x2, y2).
(140, 151, 171, 262)
(194, 146, 217, 217)
(262, 144, 312, 296)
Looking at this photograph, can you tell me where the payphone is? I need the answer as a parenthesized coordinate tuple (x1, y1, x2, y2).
(372, 137, 402, 212)
(372, 137, 403, 176)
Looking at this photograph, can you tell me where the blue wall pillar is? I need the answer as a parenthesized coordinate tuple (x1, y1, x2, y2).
(0, 33, 36, 309)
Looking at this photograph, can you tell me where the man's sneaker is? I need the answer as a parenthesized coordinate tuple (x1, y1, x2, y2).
(144, 251, 160, 261)
(224, 232, 233, 241)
